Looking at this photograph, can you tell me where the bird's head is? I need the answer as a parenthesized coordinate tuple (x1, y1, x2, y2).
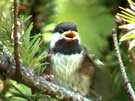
(50, 22, 81, 55)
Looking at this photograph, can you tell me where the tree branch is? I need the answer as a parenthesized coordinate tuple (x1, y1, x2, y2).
(0, 44, 92, 101)
(112, 28, 135, 101)
(13, 0, 21, 79)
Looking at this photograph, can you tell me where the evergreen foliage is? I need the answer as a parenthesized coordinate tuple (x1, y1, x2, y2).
(0, 1, 47, 100)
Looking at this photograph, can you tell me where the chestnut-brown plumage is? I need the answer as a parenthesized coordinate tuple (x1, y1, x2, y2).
(43, 22, 95, 97)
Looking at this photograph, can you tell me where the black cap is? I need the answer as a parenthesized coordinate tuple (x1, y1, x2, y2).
(53, 22, 78, 33)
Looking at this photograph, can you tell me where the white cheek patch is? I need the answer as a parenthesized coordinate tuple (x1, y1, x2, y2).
(50, 32, 61, 49)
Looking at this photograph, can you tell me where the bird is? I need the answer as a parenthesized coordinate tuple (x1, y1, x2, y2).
(43, 22, 96, 97)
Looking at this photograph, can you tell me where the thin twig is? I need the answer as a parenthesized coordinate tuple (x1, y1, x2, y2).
(112, 28, 135, 101)
(13, 0, 21, 79)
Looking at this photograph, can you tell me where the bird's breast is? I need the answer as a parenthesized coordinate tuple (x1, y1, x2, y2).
(50, 53, 91, 95)
(50, 53, 83, 77)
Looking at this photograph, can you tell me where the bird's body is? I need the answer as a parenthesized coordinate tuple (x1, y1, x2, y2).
(43, 22, 95, 96)
(49, 50, 94, 95)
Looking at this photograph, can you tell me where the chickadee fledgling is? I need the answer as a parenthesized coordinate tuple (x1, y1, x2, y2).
(43, 22, 95, 97)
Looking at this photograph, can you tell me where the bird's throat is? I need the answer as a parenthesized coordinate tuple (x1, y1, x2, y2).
(53, 39, 81, 55)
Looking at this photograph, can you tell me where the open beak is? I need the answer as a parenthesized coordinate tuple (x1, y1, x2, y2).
(61, 31, 78, 42)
